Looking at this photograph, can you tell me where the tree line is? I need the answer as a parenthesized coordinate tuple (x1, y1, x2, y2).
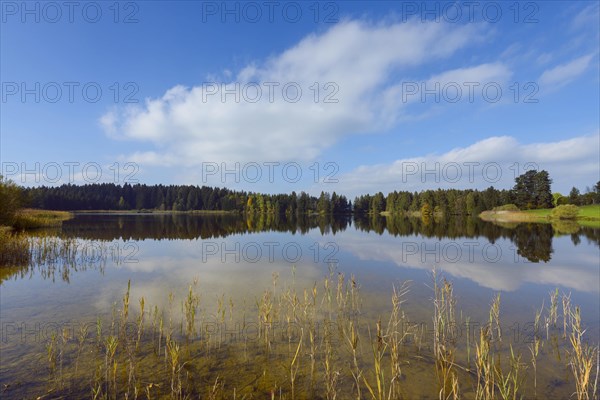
(7, 171, 600, 217)
(355, 171, 598, 215)
(558, 184, 600, 206)
(22, 183, 352, 216)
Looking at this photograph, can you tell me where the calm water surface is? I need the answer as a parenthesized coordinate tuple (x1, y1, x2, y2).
(1, 214, 598, 398)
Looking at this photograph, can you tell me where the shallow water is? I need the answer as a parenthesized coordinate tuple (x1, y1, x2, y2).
(1, 214, 598, 398)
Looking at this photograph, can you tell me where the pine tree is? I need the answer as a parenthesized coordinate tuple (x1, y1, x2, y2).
(370, 192, 385, 214)
(466, 192, 476, 215)
(513, 170, 537, 209)
(533, 170, 553, 208)
(569, 187, 581, 205)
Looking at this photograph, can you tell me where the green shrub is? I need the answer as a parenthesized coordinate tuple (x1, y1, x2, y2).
(551, 204, 579, 220)
(0, 176, 22, 226)
(492, 204, 520, 212)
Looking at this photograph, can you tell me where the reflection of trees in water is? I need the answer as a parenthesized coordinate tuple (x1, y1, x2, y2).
(512, 223, 554, 263)
(552, 220, 581, 235)
(355, 215, 599, 263)
(6, 214, 597, 285)
(56, 214, 599, 264)
(568, 226, 600, 247)
(354, 214, 510, 241)
(60, 214, 352, 240)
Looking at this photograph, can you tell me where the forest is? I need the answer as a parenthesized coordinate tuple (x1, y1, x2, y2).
(14, 170, 600, 216)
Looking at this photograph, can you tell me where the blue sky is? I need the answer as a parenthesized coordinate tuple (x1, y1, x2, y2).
(1, 1, 599, 198)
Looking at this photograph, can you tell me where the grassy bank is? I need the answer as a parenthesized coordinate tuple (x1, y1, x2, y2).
(480, 204, 600, 228)
(12, 209, 73, 229)
(0, 210, 73, 267)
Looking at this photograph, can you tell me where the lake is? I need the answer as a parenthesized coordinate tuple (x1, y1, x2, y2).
(1, 213, 598, 399)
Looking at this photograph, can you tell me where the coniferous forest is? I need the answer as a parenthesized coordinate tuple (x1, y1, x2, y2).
(20, 170, 600, 215)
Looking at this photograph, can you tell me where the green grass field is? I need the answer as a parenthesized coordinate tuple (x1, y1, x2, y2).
(577, 204, 600, 218)
(522, 204, 599, 217)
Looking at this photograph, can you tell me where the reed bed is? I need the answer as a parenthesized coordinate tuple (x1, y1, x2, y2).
(2, 234, 116, 283)
(0, 228, 30, 267)
(12, 209, 72, 230)
(1, 267, 598, 399)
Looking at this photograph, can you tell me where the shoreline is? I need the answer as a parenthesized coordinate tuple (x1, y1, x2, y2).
(479, 210, 547, 223)
(479, 205, 600, 228)
(70, 209, 241, 215)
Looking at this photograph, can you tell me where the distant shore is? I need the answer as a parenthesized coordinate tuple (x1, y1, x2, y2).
(72, 209, 241, 215)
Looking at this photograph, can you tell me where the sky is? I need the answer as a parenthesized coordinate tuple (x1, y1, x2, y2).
(1, 0, 599, 198)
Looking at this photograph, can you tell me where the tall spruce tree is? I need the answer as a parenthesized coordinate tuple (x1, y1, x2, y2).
(513, 170, 552, 209)
(533, 170, 553, 208)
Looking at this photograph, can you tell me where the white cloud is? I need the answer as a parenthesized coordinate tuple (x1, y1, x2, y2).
(337, 232, 599, 293)
(426, 63, 511, 86)
(536, 52, 553, 65)
(571, 3, 600, 32)
(335, 134, 600, 197)
(101, 19, 485, 166)
(538, 53, 595, 90)
(377, 63, 511, 124)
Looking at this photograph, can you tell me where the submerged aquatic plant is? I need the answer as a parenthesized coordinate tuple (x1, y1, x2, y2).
(3, 270, 599, 399)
